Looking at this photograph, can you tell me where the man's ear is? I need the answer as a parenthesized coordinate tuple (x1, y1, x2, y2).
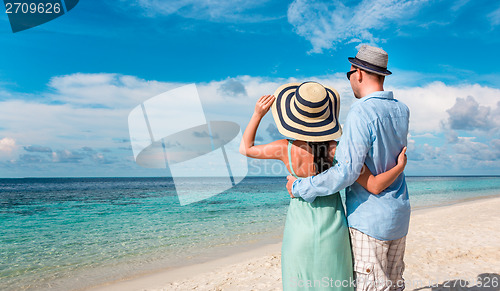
(357, 69, 363, 83)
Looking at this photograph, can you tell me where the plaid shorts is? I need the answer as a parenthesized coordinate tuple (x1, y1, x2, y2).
(349, 227, 406, 291)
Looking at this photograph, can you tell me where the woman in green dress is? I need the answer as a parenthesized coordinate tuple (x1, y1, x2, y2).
(240, 81, 407, 290)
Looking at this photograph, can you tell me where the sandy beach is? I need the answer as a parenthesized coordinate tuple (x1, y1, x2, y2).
(88, 196, 500, 291)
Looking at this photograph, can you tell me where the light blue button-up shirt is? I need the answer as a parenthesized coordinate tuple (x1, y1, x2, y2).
(292, 91, 410, 241)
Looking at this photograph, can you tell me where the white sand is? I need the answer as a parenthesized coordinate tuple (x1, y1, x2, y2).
(87, 196, 500, 291)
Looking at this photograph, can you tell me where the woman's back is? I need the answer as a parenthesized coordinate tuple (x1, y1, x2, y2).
(285, 140, 337, 178)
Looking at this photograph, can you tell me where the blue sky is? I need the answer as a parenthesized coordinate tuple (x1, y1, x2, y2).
(0, 0, 499, 177)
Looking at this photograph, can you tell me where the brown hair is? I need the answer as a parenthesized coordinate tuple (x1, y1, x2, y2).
(306, 141, 332, 174)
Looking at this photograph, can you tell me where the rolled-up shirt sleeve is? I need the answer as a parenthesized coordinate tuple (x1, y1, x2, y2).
(291, 107, 372, 203)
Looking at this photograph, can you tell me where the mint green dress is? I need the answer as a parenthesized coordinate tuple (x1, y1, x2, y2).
(282, 140, 354, 290)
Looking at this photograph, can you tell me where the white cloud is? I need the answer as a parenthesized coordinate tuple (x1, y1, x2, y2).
(287, 0, 430, 53)
(453, 137, 497, 161)
(445, 96, 500, 131)
(121, 0, 276, 22)
(5, 73, 500, 144)
(391, 82, 500, 133)
(0, 137, 17, 160)
(0, 73, 356, 176)
(48, 73, 183, 109)
(411, 133, 437, 138)
(450, 0, 470, 11)
(488, 5, 500, 27)
(196, 74, 356, 129)
(0, 99, 126, 148)
(1, 72, 500, 176)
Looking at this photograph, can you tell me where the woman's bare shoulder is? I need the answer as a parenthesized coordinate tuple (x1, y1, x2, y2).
(289, 140, 311, 152)
(272, 139, 288, 146)
(265, 139, 288, 158)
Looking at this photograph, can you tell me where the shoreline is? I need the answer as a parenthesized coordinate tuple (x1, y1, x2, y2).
(85, 194, 500, 291)
(84, 242, 283, 291)
(409, 192, 500, 211)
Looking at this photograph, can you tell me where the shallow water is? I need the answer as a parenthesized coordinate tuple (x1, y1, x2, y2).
(1, 176, 499, 290)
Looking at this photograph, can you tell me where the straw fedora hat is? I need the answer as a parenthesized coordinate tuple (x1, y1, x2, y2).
(348, 45, 392, 76)
(271, 81, 341, 142)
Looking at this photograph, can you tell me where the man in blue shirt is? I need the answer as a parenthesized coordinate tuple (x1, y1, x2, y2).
(286, 45, 410, 291)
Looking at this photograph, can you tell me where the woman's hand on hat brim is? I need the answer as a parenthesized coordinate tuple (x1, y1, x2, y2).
(254, 95, 275, 118)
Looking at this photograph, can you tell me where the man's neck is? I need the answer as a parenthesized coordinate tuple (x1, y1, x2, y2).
(359, 85, 384, 99)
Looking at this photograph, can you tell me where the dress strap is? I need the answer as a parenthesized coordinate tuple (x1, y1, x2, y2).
(287, 140, 299, 178)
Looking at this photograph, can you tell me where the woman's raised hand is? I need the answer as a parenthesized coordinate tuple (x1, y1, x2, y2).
(254, 95, 275, 118)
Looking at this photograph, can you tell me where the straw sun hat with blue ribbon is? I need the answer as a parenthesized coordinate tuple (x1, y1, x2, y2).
(271, 81, 342, 142)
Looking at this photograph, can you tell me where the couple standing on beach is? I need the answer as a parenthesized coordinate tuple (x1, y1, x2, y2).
(240, 45, 410, 291)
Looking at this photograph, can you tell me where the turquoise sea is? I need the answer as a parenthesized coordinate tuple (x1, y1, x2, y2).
(1, 176, 500, 291)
